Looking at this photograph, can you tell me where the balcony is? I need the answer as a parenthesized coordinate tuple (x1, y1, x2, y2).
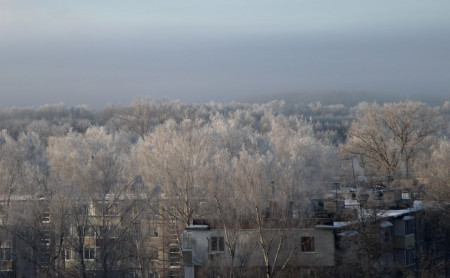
(394, 234, 415, 249)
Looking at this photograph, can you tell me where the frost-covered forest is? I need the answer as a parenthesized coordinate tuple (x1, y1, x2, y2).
(0, 98, 449, 277)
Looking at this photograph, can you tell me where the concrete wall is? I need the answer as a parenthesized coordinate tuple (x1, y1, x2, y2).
(182, 227, 335, 271)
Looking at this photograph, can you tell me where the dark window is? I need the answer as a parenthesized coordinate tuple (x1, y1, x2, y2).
(64, 249, 72, 260)
(301, 237, 315, 252)
(0, 248, 11, 261)
(128, 272, 140, 278)
(84, 248, 96, 260)
(109, 203, 119, 215)
(150, 250, 158, 260)
(436, 240, 445, 257)
(41, 232, 51, 246)
(384, 231, 392, 242)
(211, 236, 224, 252)
(42, 210, 51, 223)
(183, 233, 192, 249)
(101, 226, 119, 238)
(86, 226, 96, 237)
(405, 248, 415, 266)
(405, 220, 414, 235)
(76, 204, 88, 214)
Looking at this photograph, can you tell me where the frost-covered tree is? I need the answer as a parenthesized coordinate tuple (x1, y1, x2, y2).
(344, 101, 440, 178)
(47, 127, 139, 278)
(134, 119, 211, 227)
(133, 118, 214, 275)
(233, 150, 302, 278)
(265, 114, 337, 199)
(0, 131, 50, 219)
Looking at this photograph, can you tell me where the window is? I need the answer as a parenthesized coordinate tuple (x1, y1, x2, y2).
(76, 204, 88, 215)
(128, 272, 141, 278)
(183, 233, 192, 249)
(405, 220, 414, 235)
(108, 203, 119, 215)
(65, 249, 72, 260)
(42, 211, 51, 223)
(41, 232, 51, 246)
(0, 248, 11, 261)
(101, 226, 119, 238)
(86, 226, 96, 237)
(211, 236, 224, 252)
(41, 206, 51, 223)
(436, 240, 445, 257)
(384, 230, 392, 242)
(84, 248, 96, 260)
(301, 237, 315, 252)
(169, 246, 179, 264)
(405, 248, 415, 266)
(150, 249, 158, 260)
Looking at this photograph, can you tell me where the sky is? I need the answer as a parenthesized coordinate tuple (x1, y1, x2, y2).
(1, 1, 449, 108)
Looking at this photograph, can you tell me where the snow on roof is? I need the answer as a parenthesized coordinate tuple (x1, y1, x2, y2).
(337, 230, 358, 237)
(344, 199, 359, 208)
(315, 221, 351, 229)
(334, 221, 351, 228)
(378, 209, 412, 218)
(0, 194, 34, 201)
(185, 225, 210, 230)
(363, 201, 423, 220)
(379, 221, 393, 228)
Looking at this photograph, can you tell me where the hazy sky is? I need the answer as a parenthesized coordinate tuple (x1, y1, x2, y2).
(1, 1, 449, 108)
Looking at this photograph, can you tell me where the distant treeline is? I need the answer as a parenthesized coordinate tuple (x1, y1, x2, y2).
(244, 90, 450, 107)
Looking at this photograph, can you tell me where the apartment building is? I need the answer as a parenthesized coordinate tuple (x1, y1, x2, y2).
(182, 219, 335, 278)
(0, 194, 183, 278)
(182, 200, 446, 277)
